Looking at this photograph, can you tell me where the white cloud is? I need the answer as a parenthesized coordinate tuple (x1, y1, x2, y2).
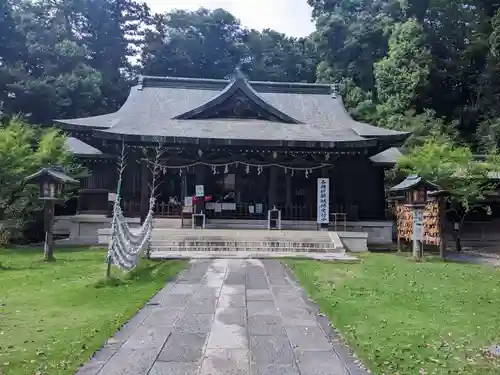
(144, 0, 315, 37)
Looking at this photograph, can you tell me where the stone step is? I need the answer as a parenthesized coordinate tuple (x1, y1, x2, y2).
(150, 237, 334, 243)
(150, 246, 338, 253)
(98, 228, 345, 252)
(149, 250, 358, 261)
(150, 240, 336, 250)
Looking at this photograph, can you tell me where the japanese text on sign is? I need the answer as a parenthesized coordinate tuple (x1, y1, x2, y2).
(317, 178, 330, 224)
(195, 185, 204, 197)
(412, 208, 424, 241)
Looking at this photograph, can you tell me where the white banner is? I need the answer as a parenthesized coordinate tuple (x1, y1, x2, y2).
(412, 207, 424, 241)
(195, 185, 204, 197)
(317, 178, 330, 224)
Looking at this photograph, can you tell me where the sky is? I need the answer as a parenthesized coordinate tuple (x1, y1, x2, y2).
(144, 0, 315, 37)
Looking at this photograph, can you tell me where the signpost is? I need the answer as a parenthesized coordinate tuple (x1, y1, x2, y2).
(412, 207, 424, 259)
(317, 178, 329, 229)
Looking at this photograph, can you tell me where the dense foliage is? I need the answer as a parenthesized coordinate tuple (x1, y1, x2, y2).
(310, 0, 500, 150)
(0, 118, 78, 240)
(2, 0, 500, 150)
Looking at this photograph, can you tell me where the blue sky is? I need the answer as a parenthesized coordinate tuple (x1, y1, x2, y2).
(144, 0, 315, 37)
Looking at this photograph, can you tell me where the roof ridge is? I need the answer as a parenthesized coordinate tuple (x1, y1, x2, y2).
(139, 75, 333, 94)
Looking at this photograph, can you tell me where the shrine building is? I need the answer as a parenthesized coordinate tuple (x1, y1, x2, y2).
(53, 72, 409, 244)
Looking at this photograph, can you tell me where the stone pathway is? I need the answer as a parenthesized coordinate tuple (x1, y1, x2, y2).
(76, 259, 366, 375)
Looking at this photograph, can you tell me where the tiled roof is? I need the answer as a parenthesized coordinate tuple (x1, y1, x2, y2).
(65, 137, 102, 155)
(369, 147, 404, 165)
(26, 167, 79, 184)
(389, 175, 441, 192)
(55, 75, 409, 146)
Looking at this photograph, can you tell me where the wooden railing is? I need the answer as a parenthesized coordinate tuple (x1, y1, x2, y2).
(119, 199, 361, 221)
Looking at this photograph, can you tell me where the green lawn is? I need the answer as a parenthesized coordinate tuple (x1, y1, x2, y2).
(0, 248, 186, 375)
(285, 253, 500, 375)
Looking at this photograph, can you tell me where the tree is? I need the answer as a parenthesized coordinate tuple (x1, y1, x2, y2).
(374, 20, 430, 116)
(396, 137, 497, 252)
(141, 8, 319, 83)
(141, 8, 249, 79)
(2, 0, 104, 123)
(244, 29, 318, 82)
(0, 118, 79, 242)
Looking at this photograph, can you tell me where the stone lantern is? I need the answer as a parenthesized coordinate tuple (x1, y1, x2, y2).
(25, 166, 78, 261)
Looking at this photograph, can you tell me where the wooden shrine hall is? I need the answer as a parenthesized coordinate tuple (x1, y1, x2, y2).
(53, 72, 409, 244)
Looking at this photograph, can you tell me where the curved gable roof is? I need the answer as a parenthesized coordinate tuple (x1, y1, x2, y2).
(54, 75, 409, 147)
(173, 74, 302, 124)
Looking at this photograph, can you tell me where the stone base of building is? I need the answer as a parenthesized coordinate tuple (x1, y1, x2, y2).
(54, 214, 393, 252)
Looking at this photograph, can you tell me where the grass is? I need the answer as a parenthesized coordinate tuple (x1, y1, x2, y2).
(284, 253, 500, 375)
(0, 247, 187, 375)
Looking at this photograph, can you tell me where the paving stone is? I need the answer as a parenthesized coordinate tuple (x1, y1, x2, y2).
(294, 351, 349, 375)
(96, 347, 159, 375)
(168, 283, 199, 295)
(221, 284, 245, 295)
(247, 279, 269, 289)
(286, 326, 332, 351)
(112, 308, 150, 340)
(247, 289, 274, 301)
(271, 286, 300, 298)
(185, 297, 218, 314)
(193, 287, 218, 299)
(218, 293, 246, 308)
(141, 307, 185, 329)
(150, 293, 188, 307)
(148, 362, 200, 375)
(215, 307, 246, 327)
(250, 363, 300, 375)
(175, 313, 214, 333)
(248, 315, 286, 336)
(247, 301, 279, 316)
(267, 277, 290, 286)
(281, 317, 318, 328)
(278, 306, 314, 321)
(77, 259, 362, 375)
(274, 297, 306, 309)
(158, 333, 207, 362)
(249, 335, 295, 364)
(261, 260, 288, 278)
(200, 349, 250, 375)
(225, 270, 247, 285)
(74, 360, 106, 375)
(121, 326, 171, 350)
(207, 321, 248, 349)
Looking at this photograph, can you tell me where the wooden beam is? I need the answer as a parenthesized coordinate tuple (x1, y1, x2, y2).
(140, 157, 149, 224)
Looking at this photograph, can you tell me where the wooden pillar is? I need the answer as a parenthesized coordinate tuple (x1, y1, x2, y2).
(76, 191, 82, 214)
(181, 171, 187, 202)
(285, 173, 292, 206)
(43, 200, 55, 262)
(268, 166, 277, 209)
(140, 158, 149, 224)
(439, 195, 447, 258)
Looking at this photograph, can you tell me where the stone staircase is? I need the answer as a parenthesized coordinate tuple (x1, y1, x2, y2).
(98, 227, 359, 261)
(150, 228, 340, 252)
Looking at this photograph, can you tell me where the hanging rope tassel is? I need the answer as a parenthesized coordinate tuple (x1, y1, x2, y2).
(106, 140, 163, 276)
